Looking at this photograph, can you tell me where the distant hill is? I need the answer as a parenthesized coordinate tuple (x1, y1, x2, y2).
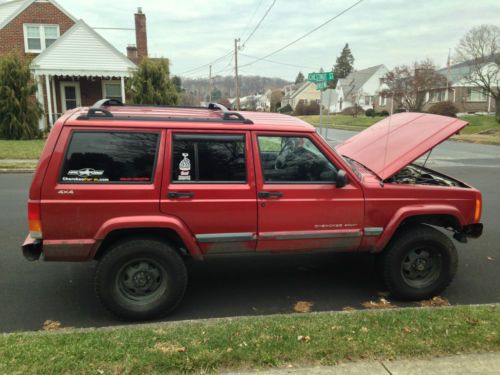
(181, 75, 290, 99)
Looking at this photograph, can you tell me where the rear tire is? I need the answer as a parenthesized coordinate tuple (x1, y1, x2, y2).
(95, 238, 187, 320)
(380, 224, 458, 300)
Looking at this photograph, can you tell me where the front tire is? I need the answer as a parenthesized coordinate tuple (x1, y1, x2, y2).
(380, 224, 458, 300)
(95, 238, 188, 320)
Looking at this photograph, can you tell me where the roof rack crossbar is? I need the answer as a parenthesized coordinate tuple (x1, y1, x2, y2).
(78, 98, 254, 124)
(207, 102, 229, 112)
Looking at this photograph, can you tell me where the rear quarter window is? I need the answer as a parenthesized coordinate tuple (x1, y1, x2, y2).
(60, 131, 160, 183)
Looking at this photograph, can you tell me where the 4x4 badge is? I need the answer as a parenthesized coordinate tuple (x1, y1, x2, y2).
(178, 153, 191, 181)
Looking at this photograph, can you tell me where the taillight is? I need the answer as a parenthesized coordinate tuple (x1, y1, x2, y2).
(474, 198, 482, 223)
(28, 202, 43, 239)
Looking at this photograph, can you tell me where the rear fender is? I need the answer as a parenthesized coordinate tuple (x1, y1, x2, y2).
(374, 205, 465, 252)
(92, 215, 202, 259)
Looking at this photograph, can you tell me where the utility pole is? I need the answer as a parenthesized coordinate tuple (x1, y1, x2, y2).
(234, 38, 241, 110)
(208, 64, 212, 103)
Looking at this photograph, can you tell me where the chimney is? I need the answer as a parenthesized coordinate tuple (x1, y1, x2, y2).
(135, 7, 148, 63)
(127, 45, 138, 62)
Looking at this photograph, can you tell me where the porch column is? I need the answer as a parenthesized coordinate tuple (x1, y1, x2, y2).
(35, 75, 45, 130)
(45, 75, 53, 127)
(121, 76, 126, 103)
(51, 76, 58, 120)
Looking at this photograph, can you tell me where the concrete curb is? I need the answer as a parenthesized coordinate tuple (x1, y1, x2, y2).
(2, 302, 498, 337)
(0, 169, 34, 173)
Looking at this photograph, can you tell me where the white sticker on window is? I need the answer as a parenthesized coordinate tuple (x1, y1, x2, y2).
(178, 153, 191, 181)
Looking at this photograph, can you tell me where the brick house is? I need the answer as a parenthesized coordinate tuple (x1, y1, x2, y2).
(0, 0, 149, 130)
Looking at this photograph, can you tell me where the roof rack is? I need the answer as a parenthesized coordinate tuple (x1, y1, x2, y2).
(77, 99, 254, 124)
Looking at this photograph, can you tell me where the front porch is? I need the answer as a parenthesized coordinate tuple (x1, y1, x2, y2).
(33, 74, 127, 129)
(30, 19, 137, 130)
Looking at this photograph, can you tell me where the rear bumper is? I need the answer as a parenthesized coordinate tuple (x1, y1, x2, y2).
(22, 235, 42, 261)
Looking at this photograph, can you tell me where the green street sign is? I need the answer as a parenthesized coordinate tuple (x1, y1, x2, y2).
(315, 81, 328, 90)
(308, 71, 334, 83)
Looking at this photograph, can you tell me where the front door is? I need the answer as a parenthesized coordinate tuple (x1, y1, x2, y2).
(253, 132, 364, 252)
(160, 130, 258, 254)
(60, 82, 81, 112)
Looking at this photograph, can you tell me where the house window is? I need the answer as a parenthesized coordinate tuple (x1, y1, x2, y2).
(23, 24, 60, 53)
(429, 90, 446, 102)
(102, 80, 123, 101)
(364, 96, 373, 105)
(467, 88, 487, 102)
(379, 96, 387, 106)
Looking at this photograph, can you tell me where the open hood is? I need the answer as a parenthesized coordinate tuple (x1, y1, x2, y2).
(336, 112, 468, 180)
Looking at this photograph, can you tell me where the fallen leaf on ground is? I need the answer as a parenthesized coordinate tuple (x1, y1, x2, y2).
(360, 326, 369, 333)
(297, 335, 311, 343)
(293, 301, 313, 313)
(487, 256, 495, 261)
(466, 318, 480, 326)
(342, 306, 356, 312)
(361, 297, 395, 309)
(42, 320, 62, 331)
(154, 343, 186, 353)
(417, 296, 450, 307)
(402, 327, 412, 334)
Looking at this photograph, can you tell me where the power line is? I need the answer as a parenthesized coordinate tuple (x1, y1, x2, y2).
(178, 50, 232, 75)
(240, 0, 364, 68)
(241, 0, 277, 49)
(239, 53, 316, 70)
(239, 0, 265, 41)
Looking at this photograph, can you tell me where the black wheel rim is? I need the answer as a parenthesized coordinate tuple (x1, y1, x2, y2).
(400, 247, 442, 288)
(116, 258, 168, 304)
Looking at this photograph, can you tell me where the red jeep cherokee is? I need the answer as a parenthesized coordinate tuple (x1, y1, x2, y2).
(22, 99, 483, 319)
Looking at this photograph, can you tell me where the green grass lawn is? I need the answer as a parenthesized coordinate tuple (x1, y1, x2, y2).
(0, 139, 45, 159)
(0, 305, 498, 374)
(460, 115, 499, 134)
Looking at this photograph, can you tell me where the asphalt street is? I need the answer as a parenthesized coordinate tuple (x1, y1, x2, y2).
(0, 130, 499, 333)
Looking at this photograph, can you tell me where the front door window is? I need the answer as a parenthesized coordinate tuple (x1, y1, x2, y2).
(60, 82, 81, 112)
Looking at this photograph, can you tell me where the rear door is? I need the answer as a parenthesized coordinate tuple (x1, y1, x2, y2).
(160, 130, 258, 254)
(41, 127, 164, 259)
(253, 132, 364, 252)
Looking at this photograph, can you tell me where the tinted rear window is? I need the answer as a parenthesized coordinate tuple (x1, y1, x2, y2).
(171, 133, 246, 183)
(60, 131, 159, 183)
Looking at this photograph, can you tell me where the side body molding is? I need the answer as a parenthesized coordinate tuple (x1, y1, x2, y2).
(92, 215, 202, 258)
(374, 204, 465, 252)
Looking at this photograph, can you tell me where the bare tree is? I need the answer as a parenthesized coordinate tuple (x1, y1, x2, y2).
(382, 59, 447, 112)
(455, 25, 500, 122)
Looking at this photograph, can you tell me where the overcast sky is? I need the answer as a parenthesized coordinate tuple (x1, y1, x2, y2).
(58, 0, 500, 81)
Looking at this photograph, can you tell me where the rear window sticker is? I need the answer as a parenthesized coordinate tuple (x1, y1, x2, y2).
(178, 153, 191, 181)
(67, 168, 104, 177)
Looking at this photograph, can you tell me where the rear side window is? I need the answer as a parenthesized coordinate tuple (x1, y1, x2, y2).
(171, 133, 246, 183)
(60, 131, 159, 183)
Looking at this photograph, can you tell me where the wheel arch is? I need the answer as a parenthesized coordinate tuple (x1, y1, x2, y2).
(374, 205, 465, 252)
(91, 216, 202, 260)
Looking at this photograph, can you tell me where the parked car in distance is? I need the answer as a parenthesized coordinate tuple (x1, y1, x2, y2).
(22, 99, 483, 320)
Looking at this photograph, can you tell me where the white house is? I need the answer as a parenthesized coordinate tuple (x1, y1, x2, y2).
(326, 65, 388, 113)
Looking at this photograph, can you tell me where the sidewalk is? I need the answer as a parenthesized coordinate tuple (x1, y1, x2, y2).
(224, 352, 500, 374)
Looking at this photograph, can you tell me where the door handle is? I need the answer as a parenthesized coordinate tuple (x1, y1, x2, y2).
(168, 191, 194, 199)
(258, 191, 283, 198)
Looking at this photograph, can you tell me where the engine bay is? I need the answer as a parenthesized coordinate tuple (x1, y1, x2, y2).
(385, 164, 466, 187)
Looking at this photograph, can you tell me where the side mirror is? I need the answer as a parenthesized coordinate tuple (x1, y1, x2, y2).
(336, 169, 348, 188)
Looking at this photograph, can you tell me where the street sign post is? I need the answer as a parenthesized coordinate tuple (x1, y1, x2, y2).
(307, 71, 335, 137)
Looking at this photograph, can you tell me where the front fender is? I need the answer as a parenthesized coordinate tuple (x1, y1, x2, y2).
(92, 215, 202, 258)
(374, 204, 465, 252)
